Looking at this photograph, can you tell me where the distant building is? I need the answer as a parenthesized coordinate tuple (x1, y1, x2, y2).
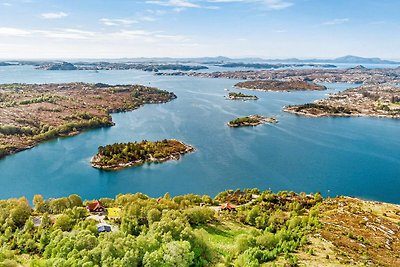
(86, 200, 105, 213)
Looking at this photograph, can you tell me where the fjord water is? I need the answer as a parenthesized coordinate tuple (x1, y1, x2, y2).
(0, 66, 399, 203)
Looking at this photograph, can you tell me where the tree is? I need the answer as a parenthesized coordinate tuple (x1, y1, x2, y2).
(54, 214, 74, 231)
(10, 204, 31, 228)
(68, 194, 83, 208)
(33, 195, 44, 213)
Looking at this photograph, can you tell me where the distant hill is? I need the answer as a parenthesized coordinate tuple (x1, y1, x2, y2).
(330, 55, 400, 64)
(4, 55, 399, 65)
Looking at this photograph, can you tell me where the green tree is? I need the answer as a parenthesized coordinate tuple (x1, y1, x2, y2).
(54, 214, 74, 231)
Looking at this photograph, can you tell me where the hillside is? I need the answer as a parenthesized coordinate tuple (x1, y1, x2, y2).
(0, 189, 399, 266)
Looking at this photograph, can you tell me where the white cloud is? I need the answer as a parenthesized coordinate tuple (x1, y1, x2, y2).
(0, 26, 189, 44)
(206, 0, 293, 10)
(146, 0, 201, 8)
(2, 2, 11, 6)
(262, 0, 292, 10)
(37, 29, 96, 39)
(323, 18, 350, 25)
(41, 12, 68, 19)
(0, 27, 31, 36)
(100, 18, 138, 26)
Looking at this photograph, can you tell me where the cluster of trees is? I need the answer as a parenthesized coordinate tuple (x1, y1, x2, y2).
(0, 125, 36, 136)
(0, 189, 323, 266)
(291, 103, 354, 114)
(228, 92, 256, 98)
(229, 117, 260, 125)
(217, 190, 322, 266)
(34, 117, 112, 142)
(19, 95, 63, 105)
(96, 139, 188, 166)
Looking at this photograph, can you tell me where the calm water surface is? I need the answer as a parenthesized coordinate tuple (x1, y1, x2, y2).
(0, 66, 399, 203)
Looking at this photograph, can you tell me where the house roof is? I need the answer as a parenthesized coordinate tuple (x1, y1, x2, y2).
(221, 203, 236, 209)
(86, 200, 104, 211)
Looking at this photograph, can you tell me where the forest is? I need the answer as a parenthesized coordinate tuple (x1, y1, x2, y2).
(0, 189, 323, 266)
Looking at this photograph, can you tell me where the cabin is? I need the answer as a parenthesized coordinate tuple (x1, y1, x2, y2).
(97, 224, 112, 233)
(220, 203, 236, 211)
(86, 200, 105, 213)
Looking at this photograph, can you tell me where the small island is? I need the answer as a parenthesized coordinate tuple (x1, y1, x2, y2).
(227, 115, 278, 127)
(91, 139, 194, 170)
(234, 80, 327, 92)
(227, 92, 258, 101)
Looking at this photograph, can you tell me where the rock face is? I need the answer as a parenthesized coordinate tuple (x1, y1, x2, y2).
(234, 80, 327, 92)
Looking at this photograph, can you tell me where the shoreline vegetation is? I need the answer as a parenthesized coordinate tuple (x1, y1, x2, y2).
(91, 139, 195, 170)
(0, 189, 399, 266)
(234, 80, 327, 92)
(0, 83, 176, 159)
(226, 92, 258, 100)
(284, 84, 400, 118)
(227, 115, 278, 127)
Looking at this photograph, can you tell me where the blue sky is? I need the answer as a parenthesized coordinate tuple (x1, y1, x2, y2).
(0, 0, 399, 59)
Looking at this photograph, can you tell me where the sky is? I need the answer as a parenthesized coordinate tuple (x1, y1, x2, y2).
(0, 0, 399, 59)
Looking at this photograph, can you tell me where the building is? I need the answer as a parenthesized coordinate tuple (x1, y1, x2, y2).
(220, 203, 236, 211)
(86, 200, 105, 213)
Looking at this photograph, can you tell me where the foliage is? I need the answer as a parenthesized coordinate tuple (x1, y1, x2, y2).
(228, 117, 259, 125)
(95, 139, 190, 167)
(0, 189, 322, 266)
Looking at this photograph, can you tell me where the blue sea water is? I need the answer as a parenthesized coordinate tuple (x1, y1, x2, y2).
(0, 66, 399, 203)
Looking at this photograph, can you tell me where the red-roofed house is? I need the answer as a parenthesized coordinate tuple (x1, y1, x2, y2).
(86, 200, 105, 213)
(220, 203, 236, 211)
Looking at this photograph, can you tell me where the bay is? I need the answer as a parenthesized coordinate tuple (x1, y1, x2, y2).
(0, 66, 399, 203)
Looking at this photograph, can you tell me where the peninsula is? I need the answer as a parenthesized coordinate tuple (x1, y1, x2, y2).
(227, 92, 258, 100)
(235, 80, 327, 92)
(0, 83, 176, 158)
(91, 139, 194, 170)
(227, 115, 278, 127)
(284, 84, 400, 118)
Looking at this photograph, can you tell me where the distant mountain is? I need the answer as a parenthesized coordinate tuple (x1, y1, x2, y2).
(331, 55, 399, 64)
(4, 55, 399, 66)
(260, 55, 400, 64)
